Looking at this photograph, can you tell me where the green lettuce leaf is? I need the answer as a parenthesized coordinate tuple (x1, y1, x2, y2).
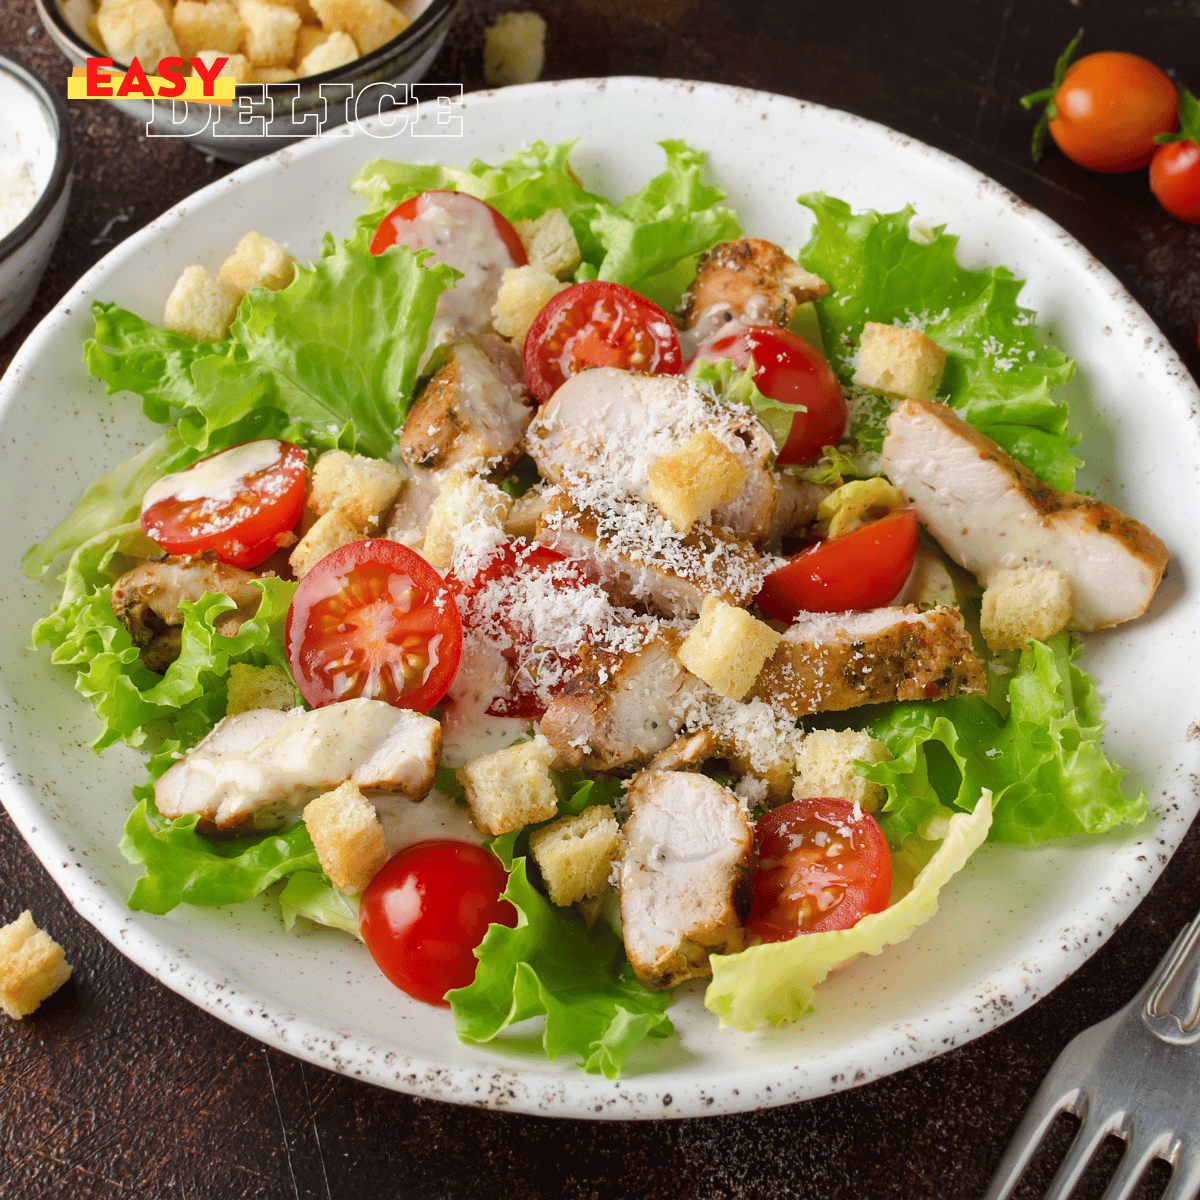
(862, 633, 1145, 844)
(705, 792, 992, 1031)
(798, 194, 1080, 489)
(690, 357, 795, 451)
(278, 871, 362, 938)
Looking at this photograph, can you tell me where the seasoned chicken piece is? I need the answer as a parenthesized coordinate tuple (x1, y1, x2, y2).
(155, 699, 441, 832)
(398, 334, 533, 476)
(646, 730, 718, 772)
(539, 631, 707, 771)
(526, 367, 778, 545)
(618, 769, 754, 990)
(753, 605, 986, 718)
(769, 475, 833, 547)
(111, 553, 267, 673)
(880, 398, 1169, 631)
(678, 237, 830, 341)
(384, 464, 447, 550)
(536, 489, 767, 619)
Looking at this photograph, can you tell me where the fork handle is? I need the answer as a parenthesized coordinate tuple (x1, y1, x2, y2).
(1143, 909, 1200, 1043)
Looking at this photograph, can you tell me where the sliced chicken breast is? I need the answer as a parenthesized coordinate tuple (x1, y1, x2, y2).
(618, 769, 754, 990)
(769, 475, 832, 547)
(525, 367, 778, 545)
(539, 631, 707, 771)
(880, 398, 1168, 630)
(753, 605, 986, 718)
(155, 698, 441, 831)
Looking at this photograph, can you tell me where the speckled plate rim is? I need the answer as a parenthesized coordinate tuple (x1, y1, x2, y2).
(2, 77, 1199, 1120)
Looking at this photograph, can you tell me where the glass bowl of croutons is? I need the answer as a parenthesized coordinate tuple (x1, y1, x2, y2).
(35, 0, 459, 163)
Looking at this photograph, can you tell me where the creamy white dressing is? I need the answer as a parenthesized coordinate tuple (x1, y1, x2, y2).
(0, 70, 54, 242)
(141, 440, 282, 512)
(374, 791, 484, 853)
(439, 639, 532, 767)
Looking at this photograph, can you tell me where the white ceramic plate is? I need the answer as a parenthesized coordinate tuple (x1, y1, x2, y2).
(2, 78, 1199, 1120)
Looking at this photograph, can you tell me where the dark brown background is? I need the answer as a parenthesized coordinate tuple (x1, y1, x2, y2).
(2, 2, 1199, 1197)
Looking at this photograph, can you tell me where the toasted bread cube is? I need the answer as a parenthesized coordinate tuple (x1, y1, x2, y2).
(196, 48, 252, 82)
(218, 230, 296, 296)
(308, 449, 405, 532)
(289, 509, 360, 578)
(95, 0, 180, 71)
(852, 321, 947, 401)
(646, 430, 747, 534)
(792, 729, 892, 812)
(490, 264, 565, 345)
(248, 66, 298, 82)
(303, 781, 387, 895)
(295, 22, 330, 58)
(458, 735, 559, 837)
(172, 0, 245, 56)
(515, 208, 580, 280)
(225, 663, 298, 716)
(529, 805, 620, 906)
(503, 484, 546, 541)
(422, 471, 512, 572)
(309, 0, 408, 54)
(677, 597, 781, 701)
(483, 10, 546, 86)
(238, 0, 300, 65)
(0, 912, 72, 1019)
(61, 0, 100, 45)
(163, 265, 242, 342)
(297, 28, 358, 74)
(980, 565, 1072, 653)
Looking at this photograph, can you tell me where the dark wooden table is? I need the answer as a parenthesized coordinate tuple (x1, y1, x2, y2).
(2, 2, 1198, 1197)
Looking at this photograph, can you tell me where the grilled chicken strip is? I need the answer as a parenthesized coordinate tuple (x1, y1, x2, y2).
(618, 768, 754, 990)
(111, 553, 266, 673)
(678, 237, 830, 341)
(539, 631, 707, 771)
(769, 475, 832, 548)
(536, 489, 767, 619)
(526, 367, 778, 545)
(880, 398, 1169, 630)
(398, 334, 533, 476)
(753, 605, 986, 718)
(155, 699, 441, 832)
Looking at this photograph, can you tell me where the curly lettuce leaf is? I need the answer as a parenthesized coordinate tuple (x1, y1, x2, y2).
(798, 194, 1080, 489)
(278, 871, 362, 938)
(862, 634, 1145, 844)
(705, 792, 992, 1031)
(690, 356, 795, 451)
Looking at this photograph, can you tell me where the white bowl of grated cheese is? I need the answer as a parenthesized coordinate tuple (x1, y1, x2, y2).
(0, 55, 72, 340)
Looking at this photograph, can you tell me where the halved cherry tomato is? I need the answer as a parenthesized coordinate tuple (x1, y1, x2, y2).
(359, 839, 517, 1007)
(140, 439, 307, 569)
(1150, 140, 1200, 224)
(757, 508, 918, 621)
(522, 281, 683, 403)
(690, 325, 847, 465)
(369, 189, 527, 264)
(747, 797, 892, 942)
(286, 539, 463, 712)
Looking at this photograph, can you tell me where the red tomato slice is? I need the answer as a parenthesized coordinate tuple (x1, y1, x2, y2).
(1150, 140, 1200, 224)
(369, 188, 527, 264)
(286, 539, 463, 712)
(359, 840, 517, 1007)
(747, 797, 892, 941)
(690, 325, 847, 464)
(757, 508, 918, 621)
(522, 281, 683, 403)
(140, 439, 307, 569)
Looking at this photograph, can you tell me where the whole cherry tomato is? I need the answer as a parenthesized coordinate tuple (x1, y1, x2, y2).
(1150, 87, 1200, 224)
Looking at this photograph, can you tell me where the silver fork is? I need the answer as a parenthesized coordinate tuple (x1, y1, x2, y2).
(983, 910, 1200, 1200)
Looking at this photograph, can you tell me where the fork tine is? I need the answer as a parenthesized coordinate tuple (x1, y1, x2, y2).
(1042, 1107, 1127, 1200)
(1098, 1128, 1174, 1200)
(1160, 1142, 1200, 1200)
(980, 1085, 1085, 1200)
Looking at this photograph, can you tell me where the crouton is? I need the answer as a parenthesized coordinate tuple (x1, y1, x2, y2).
(295, 22, 330, 59)
(980, 565, 1073, 652)
(490, 264, 565, 345)
(503, 484, 547, 541)
(196, 49, 252, 82)
(172, 0, 246, 57)
(646, 429, 747, 533)
(95, 0, 180, 71)
(458, 735, 559, 837)
(248, 65, 298, 82)
(515, 208, 581, 280)
(852, 321, 947, 401)
(483, 10, 546, 86)
(303, 780, 387, 894)
(308, 449, 405, 533)
(816, 477, 905, 539)
(289, 509, 360, 579)
(163, 265, 242, 343)
(0, 912, 72, 1019)
(218, 230, 296, 296)
(225, 663, 298, 715)
(309, 0, 408, 54)
(61, 0, 98, 44)
(238, 0, 300, 65)
(792, 729, 892, 812)
(422, 471, 512, 573)
(297, 28, 357, 74)
(529, 805, 620, 906)
(677, 597, 781, 701)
